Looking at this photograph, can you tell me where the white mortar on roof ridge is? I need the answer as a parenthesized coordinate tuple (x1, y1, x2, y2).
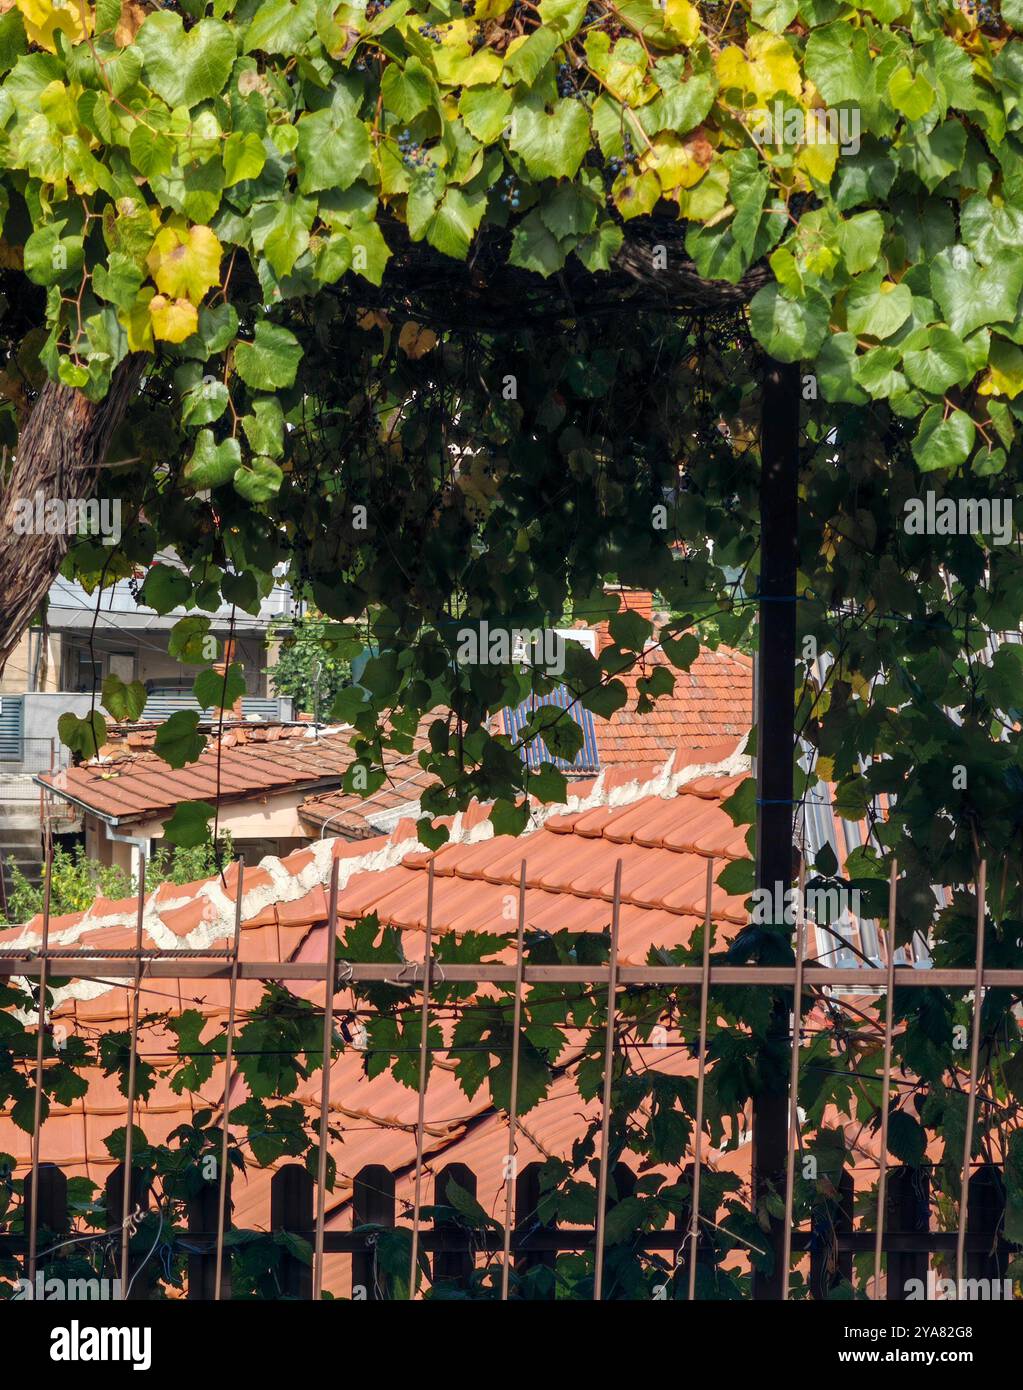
(524, 741, 749, 829)
(7, 887, 214, 1017)
(12, 740, 749, 948)
(12, 740, 750, 1014)
(1, 892, 196, 952)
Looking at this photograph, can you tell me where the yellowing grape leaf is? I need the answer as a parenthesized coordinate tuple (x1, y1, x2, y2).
(16, 0, 93, 53)
(978, 337, 1023, 399)
(796, 137, 839, 185)
(118, 286, 155, 352)
(747, 33, 802, 102)
(398, 321, 438, 358)
(146, 224, 223, 305)
(585, 32, 656, 106)
(717, 46, 753, 94)
(149, 294, 199, 343)
(642, 132, 711, 193)
(664, 0, 700, 44)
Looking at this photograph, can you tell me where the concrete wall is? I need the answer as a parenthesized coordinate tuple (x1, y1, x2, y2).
(84, 788, 320, 869)
(131, 786, 315, 843)
(6, 623, 278, 699)
(0, 631, 63, 695)
(57, 632, 270, 694)
(0, 693, 94, 775)
(22, 692, 95, 741)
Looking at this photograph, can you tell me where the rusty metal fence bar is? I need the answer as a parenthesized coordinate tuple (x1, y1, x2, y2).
(407, 859, 436, 1299)
(119, 852, 147, 1298)
(313, 857, 341, 1302)
(3, 853, 1010, 1300)
(780, 865, 807, 1301)
(687, 855, 715, 1301)
(955, 857, 987, 1291)
(5, 959, 1022, 986)
(5, 958, 1018, 987)
(24, 838, 53, 1285)
(4, 1210, 1008, 1255)
(213, 860, 245, 1300)
(592, 858, 623, 1302)
(872, 858, 900, 1297)
(499, 861, 528, 1301)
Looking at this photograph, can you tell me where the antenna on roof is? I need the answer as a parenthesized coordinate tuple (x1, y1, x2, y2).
(311, 657, 322, 736)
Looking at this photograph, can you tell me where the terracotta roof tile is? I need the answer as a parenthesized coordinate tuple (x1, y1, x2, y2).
(5, 741, 876, 1282)
(494, 645, 752, 770)
(39, 724, 369, 825)
(607, 647, 752, 756)
(297, 731, 436, 836)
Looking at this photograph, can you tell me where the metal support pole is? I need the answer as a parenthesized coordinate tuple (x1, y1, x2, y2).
(955, 859, 988, 1290)
(120, 852, 147, 1297)
(873, 860, 900, 1298)
(500, 861, 528, 1300)
(313, 856, 341, 1300)
(213, 859, 244, 1301)
(26, 840, 54, 1285)
(751, 357, 801, 1298)
(687, 856, 715, 1301)
(593, 860, 623, 1302)
(780, 864, 807, 1299)
(408, 859, 436, 1299)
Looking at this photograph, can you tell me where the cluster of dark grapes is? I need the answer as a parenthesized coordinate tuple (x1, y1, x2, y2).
(418, 20, 443, 41)
(605, 131, 635, 181)
(557, 60, 584, 98)
(970, 0, 1001, 24)
(397, 130, 436, 174)
(461, 0, 475, 12)
(365, 0, 392, 15)
(584, 3, 602, 21)
(498, 173, 522, 210)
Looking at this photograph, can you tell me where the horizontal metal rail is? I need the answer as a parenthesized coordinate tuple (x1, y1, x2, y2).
(0, 1229, 1006, 1255)
(0, 955, 1019, 988)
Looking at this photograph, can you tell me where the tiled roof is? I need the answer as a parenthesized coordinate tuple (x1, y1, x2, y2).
(2, 744, 763, 1271)
(36, 723, 365, 825)
(39, 635, 750, 838)
(493, 644, 752, 769)
(298, 735, 436, 838)
(598, 644, 752, 763)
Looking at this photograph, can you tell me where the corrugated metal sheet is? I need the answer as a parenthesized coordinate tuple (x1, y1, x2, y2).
(139, 694, 292, 722)
(502, 684, 600, 773)
(0, 696, 24, 760)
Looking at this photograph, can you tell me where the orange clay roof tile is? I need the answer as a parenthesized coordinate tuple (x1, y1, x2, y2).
(5, 738, 835, 1274)
(37, 724, 372, 825)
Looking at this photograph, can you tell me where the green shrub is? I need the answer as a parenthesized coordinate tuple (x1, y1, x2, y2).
(0, 833, 234, 926)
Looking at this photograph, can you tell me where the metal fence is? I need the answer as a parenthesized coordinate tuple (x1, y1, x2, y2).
(8, 1156, 1012, 1301)
(0, 852, 1017, 1300)
(0, 736, 64, 783)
